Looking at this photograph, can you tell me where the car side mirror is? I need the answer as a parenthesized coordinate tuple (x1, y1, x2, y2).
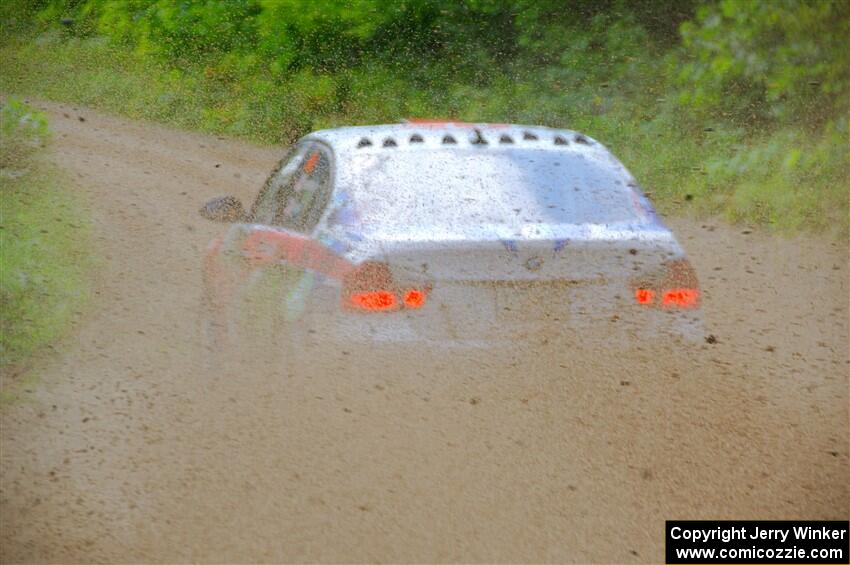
(200, 196, 246, 223)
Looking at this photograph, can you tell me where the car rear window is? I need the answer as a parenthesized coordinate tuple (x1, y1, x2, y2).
(346, 147, 645, 233)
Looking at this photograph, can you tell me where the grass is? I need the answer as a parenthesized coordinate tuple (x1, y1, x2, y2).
(0, 98, 92, 394)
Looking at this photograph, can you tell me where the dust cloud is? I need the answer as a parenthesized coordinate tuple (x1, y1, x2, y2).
(1, 101, 847, 563)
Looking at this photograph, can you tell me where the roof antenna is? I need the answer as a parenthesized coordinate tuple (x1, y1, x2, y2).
(471, 128, 488, 145)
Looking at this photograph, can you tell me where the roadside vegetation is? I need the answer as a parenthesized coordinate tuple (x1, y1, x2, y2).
(0, 0, 847, 233)
(0, 98, 91, 382)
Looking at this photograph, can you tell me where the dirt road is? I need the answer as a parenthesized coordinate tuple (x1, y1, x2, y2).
(1, 101, 847, 563)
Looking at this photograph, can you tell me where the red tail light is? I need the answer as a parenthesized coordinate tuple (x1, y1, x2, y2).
(350, 291, 397, 311)
(662, 288, 699, 307)
(403, 289, 426, 309)
(634, 288, 655, 305)
(633, 258, 700, 309)
(342, 262, 429, 312)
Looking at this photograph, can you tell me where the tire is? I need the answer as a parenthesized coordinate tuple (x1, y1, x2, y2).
(199, 265, 316, 373)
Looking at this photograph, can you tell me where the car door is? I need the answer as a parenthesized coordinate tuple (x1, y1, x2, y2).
(206, 141, 346, 334)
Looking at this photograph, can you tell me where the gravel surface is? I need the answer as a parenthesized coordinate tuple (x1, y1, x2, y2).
(1, 101, 847, 563)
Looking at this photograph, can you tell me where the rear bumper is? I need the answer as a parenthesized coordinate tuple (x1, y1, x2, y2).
(301, 306, 705, 350)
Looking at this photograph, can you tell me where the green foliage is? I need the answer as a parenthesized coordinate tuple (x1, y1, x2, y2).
(1, 0, 847, 232)
(0, 97, 50, 168)
(0, 99, 91, 368)
(678, 0, 850, 125)
(712, 124, 848, 229)
(93, 1, 260, 57)
(256, 0, 381, 72)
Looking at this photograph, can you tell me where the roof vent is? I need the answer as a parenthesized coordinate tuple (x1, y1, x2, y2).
(383, 137, 397, 147)
(471, 129, 488, 145)
(499, 134, 514, 144)
(522, 131, 538, 141)
(442, 134, 457, 145)
(409, 133, 424, 143)
(574, 134, 591, 145)
(554, 135, 568, 145)
(357, 137, 372, 148)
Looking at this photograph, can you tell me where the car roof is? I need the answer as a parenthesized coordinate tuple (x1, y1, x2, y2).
(303, 122, 610, 159)
(297, 122, 662, 239)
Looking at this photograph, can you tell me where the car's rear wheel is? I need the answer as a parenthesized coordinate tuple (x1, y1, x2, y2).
(199, 265, 316, 373)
